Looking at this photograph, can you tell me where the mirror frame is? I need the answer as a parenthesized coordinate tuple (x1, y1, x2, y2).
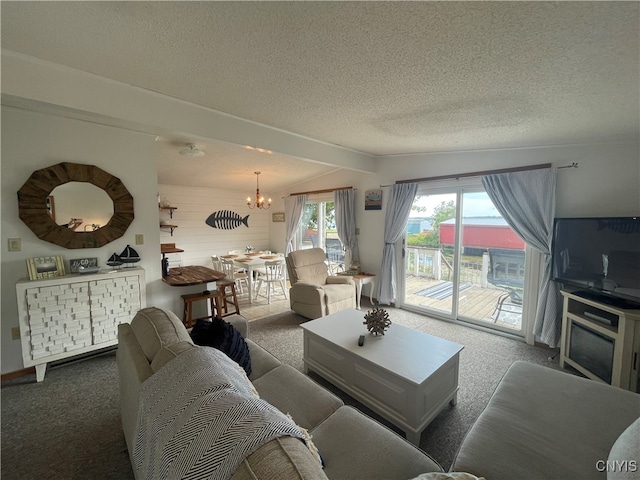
(18, 162, 134, 249)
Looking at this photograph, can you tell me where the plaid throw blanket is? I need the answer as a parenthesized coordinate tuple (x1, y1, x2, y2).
(133, 347, 305, 480)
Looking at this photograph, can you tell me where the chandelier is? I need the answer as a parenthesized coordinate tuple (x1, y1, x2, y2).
(247, 171, 271, 209)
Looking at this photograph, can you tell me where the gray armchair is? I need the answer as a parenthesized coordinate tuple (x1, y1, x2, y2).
(285, 248, 356, 319)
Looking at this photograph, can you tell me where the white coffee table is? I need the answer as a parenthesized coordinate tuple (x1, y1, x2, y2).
(300, 308, 464, 444)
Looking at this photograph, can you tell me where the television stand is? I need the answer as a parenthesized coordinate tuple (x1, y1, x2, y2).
(560, 290, 640, 393)
(572, 289, 640, 310)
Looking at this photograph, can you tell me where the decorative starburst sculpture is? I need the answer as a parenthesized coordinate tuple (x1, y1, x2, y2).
(363, 307, 392, 336)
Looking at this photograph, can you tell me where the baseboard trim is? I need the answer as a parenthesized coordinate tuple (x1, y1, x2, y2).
(2, 367, 35, 383)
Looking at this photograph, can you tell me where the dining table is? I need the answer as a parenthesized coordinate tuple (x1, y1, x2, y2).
(227, 253, 284, 304)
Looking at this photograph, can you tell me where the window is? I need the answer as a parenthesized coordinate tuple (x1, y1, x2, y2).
(295, 195, 345, 273)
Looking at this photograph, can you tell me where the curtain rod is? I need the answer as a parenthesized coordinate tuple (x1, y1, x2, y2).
(288, 186, 354, 197)
(380, 162, 577, 187)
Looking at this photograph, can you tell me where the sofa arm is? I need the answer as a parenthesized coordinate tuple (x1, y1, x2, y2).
(117, 323, 154, 460)
(225, 313, 249, 338)
(326, 276, 355, 286)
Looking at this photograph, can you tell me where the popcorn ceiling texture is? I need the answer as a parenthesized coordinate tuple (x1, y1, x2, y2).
(2, 2, 638, 156)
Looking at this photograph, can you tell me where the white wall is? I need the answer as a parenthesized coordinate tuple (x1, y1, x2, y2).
(2, 84, 638, 376)
(157, 183, 273, 264)
(270, 141, 640, 298)
(0, 107, 164, 374)
(0, 110, 282, 375)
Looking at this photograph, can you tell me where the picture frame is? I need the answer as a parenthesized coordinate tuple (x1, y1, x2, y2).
(364, 189, 382, 210)
(69, 257, 99, 273)
(27, 256, 65, 280)
(272, 212, 285, 222)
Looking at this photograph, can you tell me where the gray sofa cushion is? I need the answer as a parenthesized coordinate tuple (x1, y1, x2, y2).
(246, 338, 281, 381)
(311, 406, 443, 479)
(231, 436, 328, 480)
(150, 341, 196, 372)
(607, 417, 640, 480)
(451, 361, 640, 480)
(253, 364, 344, 430)
(129, 307, 193, 362)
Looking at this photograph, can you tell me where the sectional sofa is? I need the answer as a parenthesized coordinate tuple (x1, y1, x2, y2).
(451, 361, 640, 480)
(117, 306, 640, 480)
(117, 307, 443, 479)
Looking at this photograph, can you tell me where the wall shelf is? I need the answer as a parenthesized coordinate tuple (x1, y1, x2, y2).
(160, 224, 178, 236)
(159, 206, 177, 218)
(160, 205, 177, 236)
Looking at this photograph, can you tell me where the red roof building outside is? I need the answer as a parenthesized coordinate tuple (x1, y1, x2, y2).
(439, 217, 525, 250)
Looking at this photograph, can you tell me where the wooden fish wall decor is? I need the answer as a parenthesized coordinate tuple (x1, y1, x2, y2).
(206, 210, 250, 230)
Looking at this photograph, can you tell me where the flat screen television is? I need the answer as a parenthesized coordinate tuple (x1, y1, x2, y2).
(552, 216, 640, 309)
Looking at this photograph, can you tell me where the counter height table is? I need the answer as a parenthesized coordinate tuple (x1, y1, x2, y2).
(162, 266, 225, 287)
(162, 266, 230, 326)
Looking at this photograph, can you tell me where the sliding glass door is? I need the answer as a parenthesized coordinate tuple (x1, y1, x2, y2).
(402, 185, 526, 335)
(404, 192, 459, 318)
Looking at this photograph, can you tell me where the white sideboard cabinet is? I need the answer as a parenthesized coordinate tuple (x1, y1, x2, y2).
(560, 289, 640, 392)
(16, 267, 146, 381)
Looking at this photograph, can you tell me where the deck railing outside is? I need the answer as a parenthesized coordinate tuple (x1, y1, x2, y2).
(406, 246, 511, 287)
(405, 246, 525, 330)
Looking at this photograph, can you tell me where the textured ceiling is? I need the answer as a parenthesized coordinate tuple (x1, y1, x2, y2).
(2, 2, 638, 188)
(154, 137, 341, 192)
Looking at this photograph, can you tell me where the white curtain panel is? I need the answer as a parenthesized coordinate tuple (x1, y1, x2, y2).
(482, 168, 561, 347)
(334, 189, 359, 268)
(377, 183, 418, 305)
(284, 194, 307, 255)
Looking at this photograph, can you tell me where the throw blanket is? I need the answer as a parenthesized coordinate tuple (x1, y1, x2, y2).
(133, 347, 305, 480)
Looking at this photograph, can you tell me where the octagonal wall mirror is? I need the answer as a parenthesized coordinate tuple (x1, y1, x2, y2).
(18, 162, 134, 249)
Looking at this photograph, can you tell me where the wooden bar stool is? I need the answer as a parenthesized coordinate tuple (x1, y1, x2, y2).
(181, 290, 224, 328)
(216, 279, 241, 317)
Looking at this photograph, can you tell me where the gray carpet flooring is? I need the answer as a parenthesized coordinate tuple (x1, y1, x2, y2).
(249, 306, 562, 471)
(1, 306, 561, 479)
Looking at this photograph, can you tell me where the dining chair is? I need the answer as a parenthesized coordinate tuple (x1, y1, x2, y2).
(221, 258, 249, 294)
(211, 255, 223, 272)
(255, 260, 288, 304)
(488, 249, 525, 323)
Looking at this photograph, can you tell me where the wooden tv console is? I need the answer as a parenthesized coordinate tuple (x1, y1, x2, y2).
(560, 289, 640, 392)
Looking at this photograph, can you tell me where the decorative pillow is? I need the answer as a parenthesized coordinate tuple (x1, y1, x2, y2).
(190, 317, 252, 376)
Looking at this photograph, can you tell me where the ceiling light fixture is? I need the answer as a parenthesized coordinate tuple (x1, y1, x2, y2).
(179, 143, 205, 157)
(247, 171, 271, 210)
(244, 145, 273, 154)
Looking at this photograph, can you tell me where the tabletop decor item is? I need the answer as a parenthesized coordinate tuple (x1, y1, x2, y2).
(363, 307, 391, 336)
(119, 245, 140, 266)
(106, 253, 123, 268)
(69, 257, 99, 273)
(205, 210, 249, 230)
(27, 256, 66, 280)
